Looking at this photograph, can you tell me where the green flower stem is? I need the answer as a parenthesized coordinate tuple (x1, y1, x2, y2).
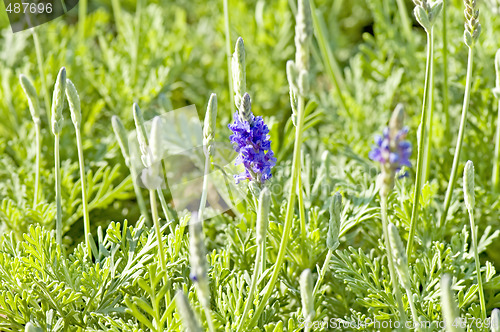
(403, 285, 421, 332)
(130, 168, 150, 226)
(312, 249, 332, 296)
(32, 30, 51, 124)
(381, 196, 407, 325)
(423, 28, 435, 183)
(493, 98, 500, 191)
(34, 122, 41, 207)
(75, 128, 91, 259)
(407, 30, 433, 257)
(442, 0, 450, 136)
(223, 0, 235, 114)
(157, 188, 172, 221)
(441, 47, 474, 226)
(203, 306, 216, 332)
(468, 209, 486, 321)
(198, 152, 211, 221)
(78, 0, 87, 41)
(55, 134, 62, 246)
(297, 170, 307, 263)
(149, 189, 171, 309)
(245, 95, 306, 331)
(310, 0, 348, 111)
(236, 245, 262, 332)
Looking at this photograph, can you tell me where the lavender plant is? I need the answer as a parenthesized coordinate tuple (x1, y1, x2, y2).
(19, 74, 41, 208)
(493, 49, 500, 192)
(407, 0, 442, 256)
(441, 0, 481, 226)
(51, 67, 66, 246)
(65, 78, 91, 259)
(463, 160, 486, 321)
(369, 104, 411, 324)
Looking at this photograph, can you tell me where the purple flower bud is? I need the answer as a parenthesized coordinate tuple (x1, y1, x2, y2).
(228, 112, 276, 184)
(369, 126, 412, 173)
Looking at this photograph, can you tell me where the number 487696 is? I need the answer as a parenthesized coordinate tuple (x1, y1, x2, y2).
(6, 2, 53, 14)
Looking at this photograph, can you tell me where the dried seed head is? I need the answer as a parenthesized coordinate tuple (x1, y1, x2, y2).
(492, 308, 500, 332)
(175, 291, 202, 332)
(440, 274, 464, 332)
(463, 0, 481, 47)
(327, 192, 342, 250)
(189, 215, 211, 308)
(19, 74, 40, 124)
(65, 79, 81, 128)
(51, 67, 67, 135)
(256, 187, 271, 245)
(463, 160, 475, 211)
(295, 0, 312, 73)
(203, 93, 218, 158)
(111, 116, 130, 166)
(232, 37, 246, 109)
(300, 269, 315, 322)
(388, 223, 411, 289)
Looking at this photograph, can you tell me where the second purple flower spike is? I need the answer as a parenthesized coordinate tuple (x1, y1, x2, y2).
(228, 93, 276, 184)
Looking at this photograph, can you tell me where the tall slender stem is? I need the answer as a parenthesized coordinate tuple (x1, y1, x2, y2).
(407, 30, 433, 257)
(469, 210, 486, 321)
(34, 123, 41, 207)
(312, 249, 332, 296)
(441, 47, 474, 226)
(245, 96, 306, 330)
(223, 0, 235, 114)
(32, 30, 51, 125)
(236, 245, 262, 332)
(404, 286, 421, 332)
(150, 190, 167, 273)
(423, 29, 435, 183)
(75, 129, 91, 259)
(55, 134, 62, 246)
(381, 196, 407, 325)
(78, 0, 87, 42)
(297, 168, 307, 264)
(198, 152, 211, 221)
(492, 98, 500, 191)
(442, 0, 450, 136)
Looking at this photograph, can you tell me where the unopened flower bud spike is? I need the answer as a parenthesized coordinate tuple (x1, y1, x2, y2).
(492, 308, 500, 332)
(51, 67, 66, 247)
(300, 269, 315, 332)
(65, 78, 91, 259)
(463, 161, 486, 321)
(111, 115, 150, 226)
(19, 74, 42, 207)
(440, 274, 464, 332)
(232, 37, 246, 110)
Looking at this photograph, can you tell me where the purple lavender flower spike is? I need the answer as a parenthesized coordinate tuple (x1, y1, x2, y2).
(228, 97, 276, 184)
(369, 104, 412, 196)
(369, 125, 412, 172)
